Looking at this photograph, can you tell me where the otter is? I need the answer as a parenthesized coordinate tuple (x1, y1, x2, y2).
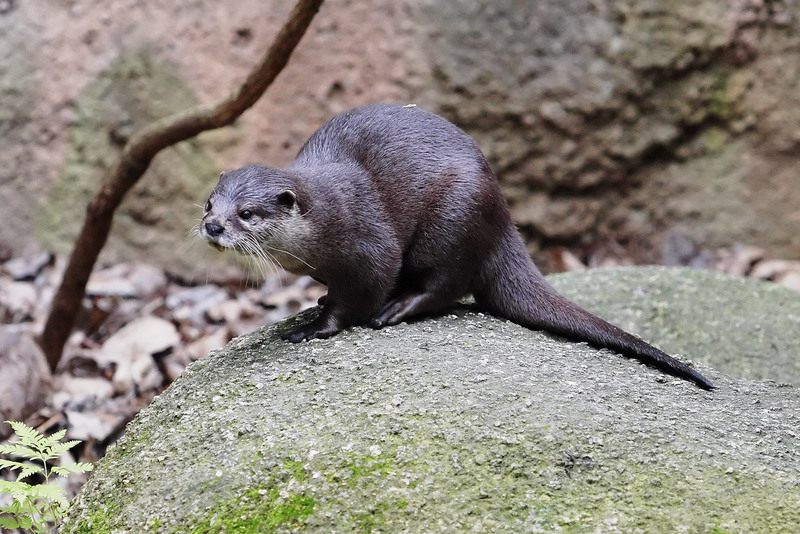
(200, 103, 713, 389)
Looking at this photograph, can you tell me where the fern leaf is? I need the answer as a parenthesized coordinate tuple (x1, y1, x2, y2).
(0, 458, 25, 471)
(7, 421, 45, 451)
(4, 481, 32, 504)
(0, 501, 36, 530)
(28, 484, 69, 508)
(0, 499, 26, 515)
(52, 462, 94, 477)
(45, 439, 82, 459)
(39, 429, 67, 450)
(0, 515, 23, 529)
(17, 463, 41, 482)
(0, 479, 28, 494)
(0, 443, 35, 457)
(5, 510, 34, 530)
(0, 459, 42, 475)
(18, 515, 35, 530)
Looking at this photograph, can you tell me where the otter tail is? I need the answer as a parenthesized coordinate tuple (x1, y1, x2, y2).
(474, 229, 714, 390)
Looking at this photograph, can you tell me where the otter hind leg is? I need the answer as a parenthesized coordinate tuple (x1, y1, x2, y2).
(369, 291, 454, 328)
(369, 268, 473, 328)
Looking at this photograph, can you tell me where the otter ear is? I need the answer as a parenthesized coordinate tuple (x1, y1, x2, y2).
(277, 190, 297, 208)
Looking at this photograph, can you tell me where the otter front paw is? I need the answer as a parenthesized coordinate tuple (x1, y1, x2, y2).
(281, 316, 343, 343)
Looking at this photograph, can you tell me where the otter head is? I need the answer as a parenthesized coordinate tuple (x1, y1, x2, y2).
(199, 165, 312, 274)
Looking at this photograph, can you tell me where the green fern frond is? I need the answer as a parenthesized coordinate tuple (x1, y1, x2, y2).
(46, 439, 82, 459)
(17, 464, 41, 482)
(52, 462, 94, 477)
(0, 479, 27, 495)
(1, 481, 32, 504)
(0, 444, 34, 457)
(0, 459, 28, 471)
(1, 503, 36, 530)
(1, 421, 94, 532)
(6, 421, 45, 451)
(0, 459, 42, 476)
(0, 514, 24, 529)
(27, 484, 69, 508)
(38, 429, 68, 450)
(0, 501, 35, 530)
(15, 515, 35, 531)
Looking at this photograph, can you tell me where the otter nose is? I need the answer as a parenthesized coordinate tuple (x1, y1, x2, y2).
(204, 222, 224, 237)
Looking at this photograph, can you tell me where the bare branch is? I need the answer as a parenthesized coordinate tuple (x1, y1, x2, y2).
(40, 0, 326, 369)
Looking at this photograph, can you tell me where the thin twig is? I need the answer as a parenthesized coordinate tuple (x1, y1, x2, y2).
(39, 0, 326, 369)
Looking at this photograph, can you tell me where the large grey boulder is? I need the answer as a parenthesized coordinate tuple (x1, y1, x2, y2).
(62, 267, 800, 532)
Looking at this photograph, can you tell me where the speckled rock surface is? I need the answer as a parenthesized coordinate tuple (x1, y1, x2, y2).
(62, 267, 800, 533)
(549, 266, 800, 385)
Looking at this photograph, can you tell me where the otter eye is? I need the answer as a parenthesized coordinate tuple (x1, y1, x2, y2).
(205, 200, 212, 212)
(239, 209, 253, 220)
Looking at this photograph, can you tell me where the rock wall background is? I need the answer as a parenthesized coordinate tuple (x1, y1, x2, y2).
(2, 0, 798, 275)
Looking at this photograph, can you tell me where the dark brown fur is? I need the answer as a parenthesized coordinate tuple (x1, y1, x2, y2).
(200, 103, 713, 389)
